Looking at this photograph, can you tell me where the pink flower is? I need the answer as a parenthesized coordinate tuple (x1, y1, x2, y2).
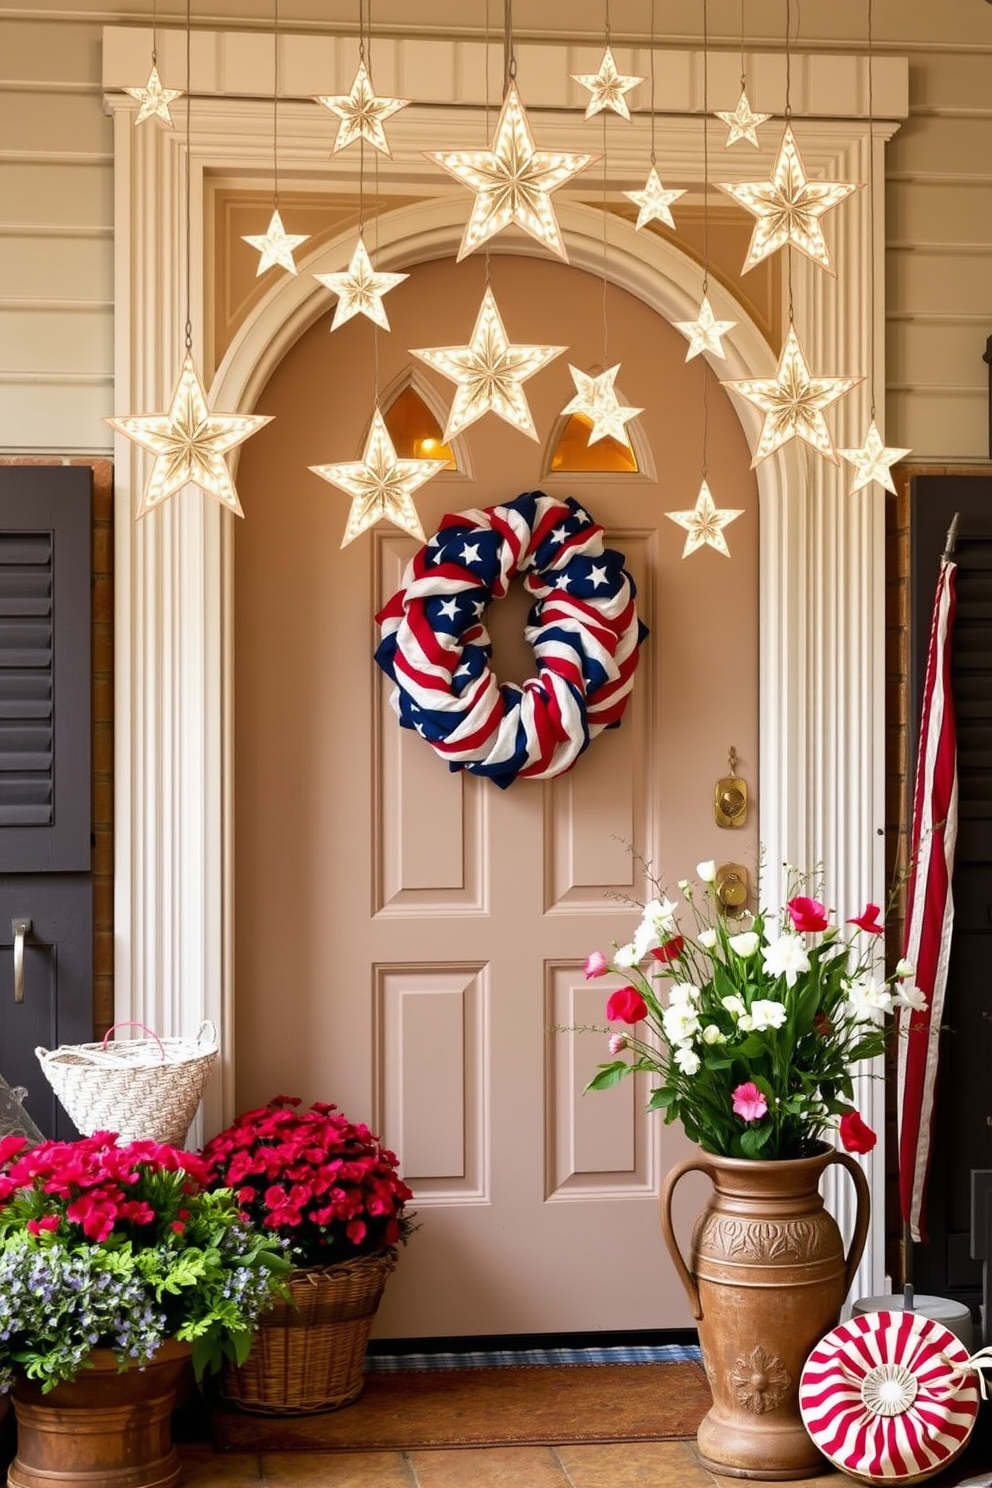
(848, 903, 883, 935)
(787, 896, 829, 933)
(732, 1082, 768, 1122)
(608, 1032, 627, 1056)
(606, 987, 647, 1024)
(839, 1111, 877, 1153)
(584, 951, 609, 979)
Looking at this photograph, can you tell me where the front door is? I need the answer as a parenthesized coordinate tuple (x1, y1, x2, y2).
(233, 249, 758, 1336)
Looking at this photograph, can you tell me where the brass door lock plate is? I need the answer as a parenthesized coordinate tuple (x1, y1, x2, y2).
(716, 863, 749, 918)
(714, 746, 748, 828)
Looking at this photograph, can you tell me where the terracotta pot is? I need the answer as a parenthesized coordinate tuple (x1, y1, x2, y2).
(7, 1337, 191, 1488)
(661, 1144, 870, 1481)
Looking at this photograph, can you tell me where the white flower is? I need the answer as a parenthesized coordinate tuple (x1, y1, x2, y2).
(728, 930, 759, 958)
(895, 958, 915, 980)
(674, 1043, 701, 1075)
(721, 995, 747, 1019)
(632, 918, 659, 961)
(747, 998, 788, 1031)
(663, 1003, 701, 1044)
(845, 975, 894, 1022)
(697, 860, 717, 883)
(677, 879, 691, 892)
(645, 897, 680, 935)
(894, 983, 928, 1012)
(698, 928, 718, 950)
(669, 981, 701, 1006)
(613, 942, 639, 968)
(761, 933, 811, 987)
(701, 1023, 726, 1045)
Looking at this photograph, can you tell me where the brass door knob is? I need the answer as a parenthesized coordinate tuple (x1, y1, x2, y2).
(716, 864, 749, 914)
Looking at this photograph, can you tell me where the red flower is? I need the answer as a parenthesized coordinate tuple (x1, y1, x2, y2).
(839, 1111, 877, 1154)
(606, 988, 647, 1024)
(26, 1215, 60, 1235)
(650, 936, 685, 964)
(813, 1012, 833, 1038)
(786, 896, 829, 933)
(848, 903, 884, 935)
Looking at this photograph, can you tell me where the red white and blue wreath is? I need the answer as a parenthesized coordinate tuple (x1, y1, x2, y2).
(374, 491, 648, 788)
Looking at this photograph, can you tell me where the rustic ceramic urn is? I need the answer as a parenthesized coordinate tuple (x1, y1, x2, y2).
(661, 1144, 870, 1481)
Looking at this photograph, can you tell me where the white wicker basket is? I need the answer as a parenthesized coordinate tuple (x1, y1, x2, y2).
(35, 1021, 218, 1148)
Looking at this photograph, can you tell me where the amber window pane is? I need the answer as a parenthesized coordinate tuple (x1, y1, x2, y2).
(550, 413, 638, 473)
(383, 386, 458, 469)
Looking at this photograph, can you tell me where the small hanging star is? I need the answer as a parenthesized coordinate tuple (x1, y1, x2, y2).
(721, 325, 863, 466)
(717, 124, 858, 274)
(314, 60, 409, 158)
(106, 352, 272, 519)
(715, 89, 771, 148)
(310, 408, 448, 548)
(428, 83, 596, 262)
(623, 167, 686, 231)
(560, 365, 642, 449)
(242, 208, 310, 277)
(571, 47, 644, 121)
(672, 294, 738, 361)
(314, 238, 409, 331)
(666, 480, 744, 558)
(411, 286, 565, 442)
(838, 419, 911, 494)
(124, 63, 183, 126)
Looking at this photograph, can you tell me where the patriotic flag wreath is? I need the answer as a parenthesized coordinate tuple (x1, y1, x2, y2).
(798, 1310, 981, 1484)
(374, 491, 648, 788)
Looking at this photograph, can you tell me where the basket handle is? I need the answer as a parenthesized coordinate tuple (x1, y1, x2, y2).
(101, 1022, 166, 1062)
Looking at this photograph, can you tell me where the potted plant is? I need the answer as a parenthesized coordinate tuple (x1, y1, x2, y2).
(202, 1095, 414, 1414)
(0, 1130, 288, 1488)
(580, 859, 925, 1480)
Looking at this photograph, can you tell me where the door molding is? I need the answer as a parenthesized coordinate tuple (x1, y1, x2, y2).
(103, 28, 907, 1300)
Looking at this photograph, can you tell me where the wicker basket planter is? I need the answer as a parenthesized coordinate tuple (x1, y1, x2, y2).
(220, 1251, 396, 1414)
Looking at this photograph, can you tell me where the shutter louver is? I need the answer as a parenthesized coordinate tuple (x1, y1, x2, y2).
(0, 534, 54, 827)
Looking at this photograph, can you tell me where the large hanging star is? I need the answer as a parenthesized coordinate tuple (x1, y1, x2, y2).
(310, 408, 447, 548)
(314, 238, 408, 331)
(838, 419, 911, 494)
(242, 208, 310, 277)
(561, 365, 642, 449)
(623, 167, 686, 231)
(666, 480, 744, 558)
(124, 63, 183, 126)
(673, 294, 738, 361)
(721, 325, 863, 466)
(106, 352, 272, 519)
(715, 89, 771, 148)
(314, 60, 409, 158)
(717, 124, 858, 274)
(428, 83, 596, 262)
(571, 47, 644, 121)
(411, 286, 565, 442)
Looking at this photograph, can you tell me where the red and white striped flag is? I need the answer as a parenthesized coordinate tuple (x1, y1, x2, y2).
(897, 554, 958, 1244)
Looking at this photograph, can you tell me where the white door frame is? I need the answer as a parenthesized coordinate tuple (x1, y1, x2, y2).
(103, 26, 907, 1302)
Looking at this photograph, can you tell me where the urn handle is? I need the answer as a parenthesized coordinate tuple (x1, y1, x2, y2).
(824, 1148, 872, 1297)
(659, 1154, 714, 1320)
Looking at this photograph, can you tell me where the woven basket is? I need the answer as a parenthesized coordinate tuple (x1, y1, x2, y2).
(34, 1021, 218, 1147)
(220, 1251, 396, 1414)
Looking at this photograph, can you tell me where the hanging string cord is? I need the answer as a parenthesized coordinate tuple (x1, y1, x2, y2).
(604, 0, 611, 48)
(358, 0, 367, 239)
(867, 0, 876, 418)
(503, 0, 516, 94)
(184, 0, 192, 351)
(485, 0, 495, 289)
(368, 0, 378, 401)
(151, 0, 158, 68)
(601, 108, 609, 367)
(701, 0, 709, 476)
(272, 0, 279, 207)
(739, 0, 746, 89)
(785, 0, 794, 324)
(649, 0, 656, 164)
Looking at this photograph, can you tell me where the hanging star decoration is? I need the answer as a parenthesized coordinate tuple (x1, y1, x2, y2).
(715, 89, 771, 148)
(838, 419, 911, 495)
(717, 124, 858, 274)
(561, 365, 642, 449)
(673, 294, 738, 361)
(622, 166, 686, 232)
(124, 63, 183, 126)
(106, 352, 272, 519)
(666, 480, 744, 558)
(571, 47, 644, 121)
(314, 60, 409, 158)
(428, 83, 596, 262)
(242, 208, 310, 277)
(721, 325, 863, 466)
(310, 408, 447, 548)
(411, 286, 565, 442)
(314, 238, 409, 331)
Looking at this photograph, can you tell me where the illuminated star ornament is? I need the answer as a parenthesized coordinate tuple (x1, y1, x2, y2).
(411, 286, 565, 442)
(673, 294, 738, 361)
(428, 83, 596, 262)
(314, 238, 408, 331)
(561, 365, 642, 449)
(242, 208, 310, 277)
(717, 124, 858, 274)
(715, 89, 771, 148)
(623, 166, 686, 231)
(315, 60, 409, 157)
(124, 63, 182, 126)
(310, 408, 448, 548)
(838, 419, 911, 495)
(106, 352, 272, 519)
(666, 480, 744, 558)
(571, 47, 644, 121)
(722, 325, 863, 466)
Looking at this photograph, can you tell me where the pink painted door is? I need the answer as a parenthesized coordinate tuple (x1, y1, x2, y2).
(234, 250, 758, 1336)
